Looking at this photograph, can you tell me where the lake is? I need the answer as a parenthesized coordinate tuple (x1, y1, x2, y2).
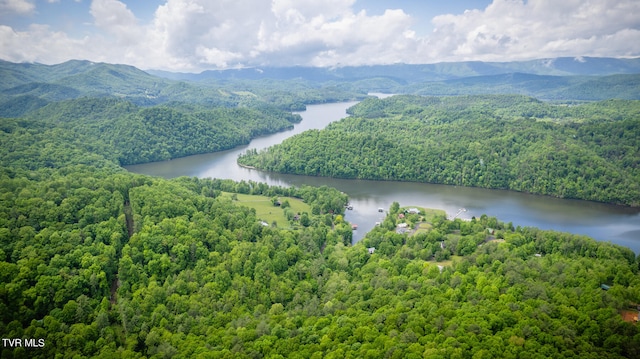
(126, 99, 640, 253)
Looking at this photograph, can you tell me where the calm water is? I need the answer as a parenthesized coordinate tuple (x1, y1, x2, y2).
(126, 99, 640, 252)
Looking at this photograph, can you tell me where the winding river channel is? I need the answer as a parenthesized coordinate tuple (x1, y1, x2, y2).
(126, 99, 640, 253)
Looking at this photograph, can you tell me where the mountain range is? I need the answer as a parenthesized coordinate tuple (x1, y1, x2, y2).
(148, 56, 640, 83)
(1, 56, 640, 118)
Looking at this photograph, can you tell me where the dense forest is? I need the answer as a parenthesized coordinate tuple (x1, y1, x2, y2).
(23, 97, 306, 165)
(1, 158, 639, 357)
(239, 95, 640, 207)
(0, 60, 368, 165)
(2, 59, 640, 357)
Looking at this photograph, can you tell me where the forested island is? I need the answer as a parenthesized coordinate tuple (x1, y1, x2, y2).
(238, 95, 640, 207)
(1, 59, 640, 357)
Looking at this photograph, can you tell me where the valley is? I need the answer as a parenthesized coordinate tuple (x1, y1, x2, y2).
(127, 99, 640, 252)
(1, 58, 639, 358)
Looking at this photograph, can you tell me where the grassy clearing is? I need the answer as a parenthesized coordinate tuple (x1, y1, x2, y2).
(413, 222, 433, 236)
(421, 208, 447, 222)
(232, 91, 258, 97)
(401, 206, 446, 221)
(220, 192, 310, 228)
(400, 207, 445, 236)
(432, 255, 463, 267)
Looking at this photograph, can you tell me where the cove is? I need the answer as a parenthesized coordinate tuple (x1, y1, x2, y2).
(125, 100, 640, 253)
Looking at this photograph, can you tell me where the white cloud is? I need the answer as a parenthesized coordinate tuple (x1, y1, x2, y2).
(422, 0, 640, 62)
(0, 0, 638, 71)
(0, 0, 35, 14)
(90, 0, 138, 45)
(135, 0, 416, 70)
(0, 24, 92, 63)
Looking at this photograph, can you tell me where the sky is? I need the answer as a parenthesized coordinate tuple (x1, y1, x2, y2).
(0, 0, 639, 72)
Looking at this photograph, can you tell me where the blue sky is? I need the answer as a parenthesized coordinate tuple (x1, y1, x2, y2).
(1, 0, 639, 72)
(352, 1, 494, 35)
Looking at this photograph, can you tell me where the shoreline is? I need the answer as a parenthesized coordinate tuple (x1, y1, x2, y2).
(237, 163, 256, 170)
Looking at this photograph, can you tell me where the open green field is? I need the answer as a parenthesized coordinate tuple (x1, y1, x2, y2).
(220, 192, 311, 228)
(432, 255, 464, 267)
(401, 206, 446, 221)
(446, 232, 462, 241)
(400, 206, 446, 236)
(413, 222, 433, 236)
(419, 207, 447, 222)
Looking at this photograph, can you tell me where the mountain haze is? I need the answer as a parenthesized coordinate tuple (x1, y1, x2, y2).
(0, 60, 364, 117)
(148, 57, 640, 83)
(2, 57, 640, 119)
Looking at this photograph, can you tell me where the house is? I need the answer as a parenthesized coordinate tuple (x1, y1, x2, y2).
(398, 213, 405, 219)
(601, 284, 611, 291)
(260, 221, 269, 227)
(368, 247, 376, 254)
(396, 223, 409, 234)
(620, 310, 638, 323)
(407, 208, 420, 214)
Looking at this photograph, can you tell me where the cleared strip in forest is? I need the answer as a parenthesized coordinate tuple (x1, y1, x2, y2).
(110, 197, 134, 305)
(124, 199, 134, 239)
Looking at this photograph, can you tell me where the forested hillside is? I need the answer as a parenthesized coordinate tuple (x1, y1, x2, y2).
(0, 166, 353, 358)
(2, 60, 640, 357)
(238, 95, 640, 207)
(4, 59, 639, 118)
(402, 73, 640, 101)
(1, 154, 639, 357)
(0, 60, 365, 117)
(14, 97, 303, 165)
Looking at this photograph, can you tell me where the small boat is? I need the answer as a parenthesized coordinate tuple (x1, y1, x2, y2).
(351, 224, 358, 230)
(378, 208, 384, 212)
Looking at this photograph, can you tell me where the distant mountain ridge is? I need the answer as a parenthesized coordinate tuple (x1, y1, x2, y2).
(3, 57, 639, 88)
(405, 72, 640, 100)
(0, 60, 184, 116)
(0, 59, 365, 117)
(147, 56, 640, 83)
(0, 59, 167, 94)
(1, 57, 640, 118)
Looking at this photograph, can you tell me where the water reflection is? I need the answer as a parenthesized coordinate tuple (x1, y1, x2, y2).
(126, 100, 640, 252)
